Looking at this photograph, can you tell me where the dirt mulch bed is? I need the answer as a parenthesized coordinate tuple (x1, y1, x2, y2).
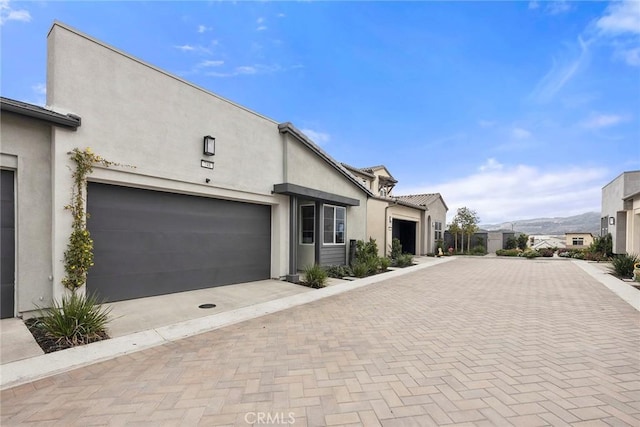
(24, 318, 110, 354)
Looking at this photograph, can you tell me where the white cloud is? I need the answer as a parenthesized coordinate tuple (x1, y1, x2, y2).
(401, 162, 607, 224)
(197, 25, 211, 33)
(512, 127, 532, 139)
(546, 0, 572, 15)
(301, 128, 331, 145)
(206, 63, 286, 77)
(478, 158, 503, 172)
(581, 113, 629, 129)
(593, 0, 640, 67)
(0, 0, 31, 25)
(173, 44, 212, 54)
(529, 36, 589, 102)
(478, 119, 496, 128)
(596, 0, 640, 35)
(174, 44, 195, 51)
(32, 82, 46, 95)
(197, 60, 224, 68)
(620, 46, 640, 66)
(256, 16, 267, 31)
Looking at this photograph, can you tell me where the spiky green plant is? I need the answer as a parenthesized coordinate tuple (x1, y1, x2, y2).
(35, 292, 111, 347)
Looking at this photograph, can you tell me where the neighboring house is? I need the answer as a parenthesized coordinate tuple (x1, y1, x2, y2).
(0, 22, 371, 319)
(565, 233, 594, 250)
(601, 171, 640, 254)
(341, 164, 448, 256)
(530, 235, 566, 251)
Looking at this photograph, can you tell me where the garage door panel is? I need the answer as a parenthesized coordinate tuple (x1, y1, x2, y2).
(87, 183, 271, 302)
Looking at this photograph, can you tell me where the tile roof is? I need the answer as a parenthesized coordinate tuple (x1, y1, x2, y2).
(395, 193, 448, 210)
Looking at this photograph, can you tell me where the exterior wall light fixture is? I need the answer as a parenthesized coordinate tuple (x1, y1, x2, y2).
(609, 217, 615, 225)
(203, 135, 215, 156)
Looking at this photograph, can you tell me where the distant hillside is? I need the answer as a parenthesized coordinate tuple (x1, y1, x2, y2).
(481, 212, 600, 236)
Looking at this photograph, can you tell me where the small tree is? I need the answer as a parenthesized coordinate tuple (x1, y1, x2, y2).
(448, 221, 461, 253)
(456, 207, 480, 254)
(505, 236, 517, 250)
(516, 233, 529, 251)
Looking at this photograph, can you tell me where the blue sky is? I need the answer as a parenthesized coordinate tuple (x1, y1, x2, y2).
(2, 1, 639, 224)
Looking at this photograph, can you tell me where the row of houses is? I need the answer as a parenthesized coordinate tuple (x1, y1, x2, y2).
(0, 22, 448, 319)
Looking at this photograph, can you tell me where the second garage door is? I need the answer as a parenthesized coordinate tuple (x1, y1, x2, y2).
(86, 183, 271, 302)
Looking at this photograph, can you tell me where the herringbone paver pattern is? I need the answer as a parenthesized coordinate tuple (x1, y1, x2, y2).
(2, 258, 639, 426)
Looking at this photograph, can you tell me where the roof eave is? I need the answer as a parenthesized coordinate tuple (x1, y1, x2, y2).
(1, 97, 81, 129)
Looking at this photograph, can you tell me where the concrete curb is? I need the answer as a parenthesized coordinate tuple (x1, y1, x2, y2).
(0, 257, 455, 390)
(573, 260, 640, 312)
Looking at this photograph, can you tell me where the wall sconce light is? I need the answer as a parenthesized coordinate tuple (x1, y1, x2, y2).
(203, 135, 215, 156)
(609, 217, 615, 225)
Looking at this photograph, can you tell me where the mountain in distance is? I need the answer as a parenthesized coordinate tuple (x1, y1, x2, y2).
(481, 212, 600, 236)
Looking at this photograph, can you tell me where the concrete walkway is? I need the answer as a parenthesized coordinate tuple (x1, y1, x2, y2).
(1, 257, 639, 426)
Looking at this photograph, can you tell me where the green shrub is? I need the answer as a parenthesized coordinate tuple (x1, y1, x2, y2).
(517, 234, 529, 250)
(589, 234, 613, 258)
(571, 250, 585, 260)
(470, 245, 486, 255)
(303, 264, 328, 288)
(539, 248, 554, 257)
(390, 238, 403, 260)
(521, 250, 540, 259)
(496, 249, 520, 257)
(35, 292, 111, 348)
(505, 236, 517, 250)
(379, 257, 391, 272)
(324, 265, 351, 278)
(355, 238, 379, 264)
(395, 253, 414, 267)
(610, 253, 639, 279)
(351, 262, 369, 278)
(584, 251, 608, 262)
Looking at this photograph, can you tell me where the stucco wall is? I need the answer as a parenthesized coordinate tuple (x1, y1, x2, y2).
(366, 198, 389, 256)
(602, 171, 640, 253)
(627, 196, 640, 254)
(47, 23, 294, 299)
(284, 134, 367, 246)
(0, 113, 54, 313)
(425, 198, 447, 254)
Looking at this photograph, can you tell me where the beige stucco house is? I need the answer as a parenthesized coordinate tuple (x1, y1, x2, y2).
(565, 233, 594, 250)
(0, 22, 371, 318)
(341, 164, 448, 256)
(601, 171, 640, 254)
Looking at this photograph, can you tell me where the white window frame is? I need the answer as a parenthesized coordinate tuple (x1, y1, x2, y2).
(299, 204, 315, 245)
(323, 204, 346, 245)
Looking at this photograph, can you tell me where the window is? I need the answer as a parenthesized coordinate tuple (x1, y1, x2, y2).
(434, 221, 442, 240)
(300, 205, 315, 244)
(572, 237, 584, 246)
(323, 205, 346, 244)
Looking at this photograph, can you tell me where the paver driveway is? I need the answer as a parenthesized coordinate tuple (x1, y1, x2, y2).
(2, 258, 639, 426)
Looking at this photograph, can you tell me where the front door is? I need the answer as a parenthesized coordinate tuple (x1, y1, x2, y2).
(297, 203, 316, 270)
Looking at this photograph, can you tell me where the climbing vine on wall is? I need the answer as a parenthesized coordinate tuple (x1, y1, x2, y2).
(62, 148, 120, 291)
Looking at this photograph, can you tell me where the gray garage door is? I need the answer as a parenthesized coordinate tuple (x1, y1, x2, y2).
(1, 170, 15, 318)
(86, 183, 271, 302)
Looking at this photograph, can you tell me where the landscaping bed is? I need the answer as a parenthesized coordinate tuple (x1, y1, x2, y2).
(24, 317, 110, 354)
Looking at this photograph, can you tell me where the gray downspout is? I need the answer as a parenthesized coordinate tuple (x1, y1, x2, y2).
(287, 195, 299, 283)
